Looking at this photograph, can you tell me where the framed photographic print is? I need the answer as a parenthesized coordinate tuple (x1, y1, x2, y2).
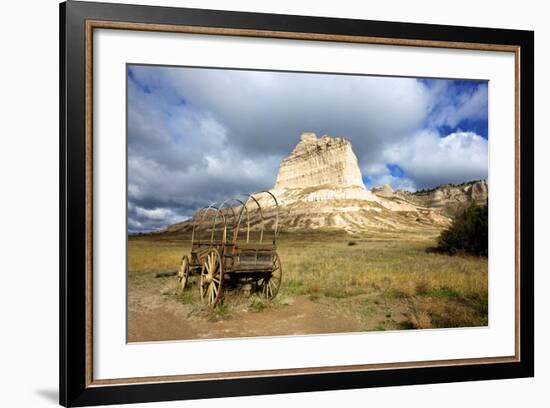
(60, 1, 534, 406)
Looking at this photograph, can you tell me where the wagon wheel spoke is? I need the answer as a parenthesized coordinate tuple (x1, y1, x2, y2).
(176, 256, 190, 293)
(211, 254, 215, 272)
(205, 282, 212, 301)
(264, 281, 270, 298)
(258, 254, 282, 300)
(201, 275, 210, 298)
(205, 254, 212, 275)
(270, 272, 281, 283)
(200, 264, 208, 299)
(200, 249, 223, 306)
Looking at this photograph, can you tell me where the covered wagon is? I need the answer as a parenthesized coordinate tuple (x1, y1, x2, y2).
(176, 191, 282, 306)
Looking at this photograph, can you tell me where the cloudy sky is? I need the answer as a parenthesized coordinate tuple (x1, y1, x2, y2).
(127, 64, 488, 233)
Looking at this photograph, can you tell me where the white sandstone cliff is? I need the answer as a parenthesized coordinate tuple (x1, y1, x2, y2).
(274, 132, 365, 190)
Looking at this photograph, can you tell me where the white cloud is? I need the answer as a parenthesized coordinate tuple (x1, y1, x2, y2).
(127, 66, 488, 231)
(130, 66, 432, 163)
(381, 131, 488, 188)
(128, 202, 189, 233)
(135, 207, 174, 221)
(363, 163, 417, 191)
(426, 83, 488, 129)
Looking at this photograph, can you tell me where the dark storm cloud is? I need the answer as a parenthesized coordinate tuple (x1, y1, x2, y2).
(127, 65, 488, 232)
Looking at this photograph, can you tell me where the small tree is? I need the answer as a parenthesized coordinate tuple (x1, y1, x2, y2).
(436, 203, 488, 256)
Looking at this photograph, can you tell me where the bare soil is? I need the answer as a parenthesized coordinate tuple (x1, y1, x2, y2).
(127, 274, 409, 342)
(127, 232, 488, 342)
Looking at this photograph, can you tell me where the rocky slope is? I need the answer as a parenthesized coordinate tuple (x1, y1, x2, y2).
(409, 180, 488, 216)
(369, 180, 488, 218)
(166, 133, 487, 235)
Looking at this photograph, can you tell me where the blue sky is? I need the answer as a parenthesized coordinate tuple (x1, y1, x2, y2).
(127, 65, 488, 232)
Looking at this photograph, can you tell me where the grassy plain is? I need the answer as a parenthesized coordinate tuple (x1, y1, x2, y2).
(127, 228, 488, 340)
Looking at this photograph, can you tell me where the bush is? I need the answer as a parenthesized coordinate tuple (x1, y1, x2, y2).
(435, 204, 488, 256)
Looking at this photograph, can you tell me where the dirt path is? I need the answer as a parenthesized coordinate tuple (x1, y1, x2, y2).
(127, 275, 366, 342)
(127, 235, 489, 341)
(128, 294, 365, 342)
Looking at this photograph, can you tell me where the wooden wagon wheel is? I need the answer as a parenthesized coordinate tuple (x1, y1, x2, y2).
(258, 254, 282, 300)
(175, 255, 190, 293)
(200, 249, 224, 306)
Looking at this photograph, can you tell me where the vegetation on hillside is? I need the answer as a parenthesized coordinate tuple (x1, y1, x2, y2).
(435, 203, 488, 256)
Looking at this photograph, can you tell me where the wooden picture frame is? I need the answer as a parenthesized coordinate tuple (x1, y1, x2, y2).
(60, 1, 534, 406)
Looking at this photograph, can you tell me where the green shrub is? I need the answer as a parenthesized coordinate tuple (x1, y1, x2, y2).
(435, 204, 488, 256)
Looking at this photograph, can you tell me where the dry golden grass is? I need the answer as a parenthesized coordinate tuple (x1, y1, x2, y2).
(128, 236, 183, 274)
(277, 230, 487, 300)
(128, 228, 488, 331)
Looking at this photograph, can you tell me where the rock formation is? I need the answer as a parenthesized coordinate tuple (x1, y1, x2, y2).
(374, 180, 488, 217)
(371, 184, 394, 197)
(274, 133, 365, 190)
(165, 133, 487, 235)
(263, 133, 454, 232)
(415, 180, 487, 213)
